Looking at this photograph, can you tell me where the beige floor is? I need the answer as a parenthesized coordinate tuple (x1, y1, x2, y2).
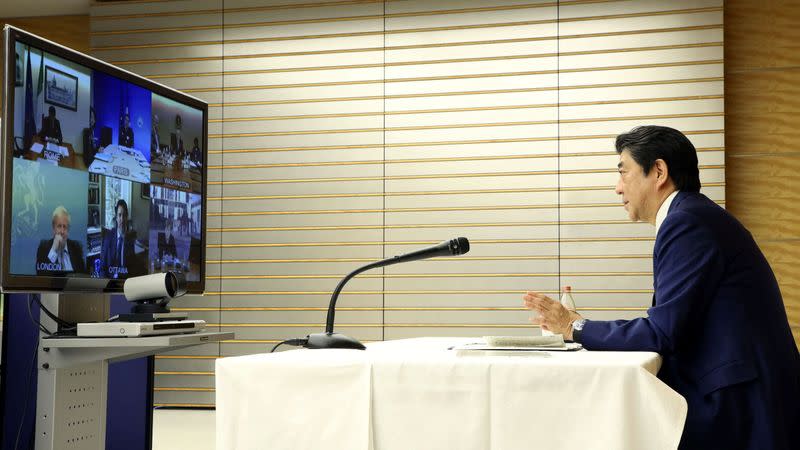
(153, 408, 215, 450)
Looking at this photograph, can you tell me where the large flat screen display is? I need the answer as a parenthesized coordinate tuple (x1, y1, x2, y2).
(1, 26, 207, 293)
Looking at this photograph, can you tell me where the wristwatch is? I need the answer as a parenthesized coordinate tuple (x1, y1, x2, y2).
(571, 318, 587, 342)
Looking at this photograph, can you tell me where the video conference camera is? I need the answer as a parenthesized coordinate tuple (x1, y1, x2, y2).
(115, 272, 188, 322)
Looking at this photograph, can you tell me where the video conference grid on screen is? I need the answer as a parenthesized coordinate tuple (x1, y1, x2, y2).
(9, 41, 204, 282)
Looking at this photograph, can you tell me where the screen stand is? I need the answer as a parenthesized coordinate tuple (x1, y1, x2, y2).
(36, 292, 110, 450)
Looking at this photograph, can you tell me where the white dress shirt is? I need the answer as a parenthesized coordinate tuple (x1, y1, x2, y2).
(655, 190, 679, 236)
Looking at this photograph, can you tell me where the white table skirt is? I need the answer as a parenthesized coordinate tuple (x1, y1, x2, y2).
(216, 337, 687, 450)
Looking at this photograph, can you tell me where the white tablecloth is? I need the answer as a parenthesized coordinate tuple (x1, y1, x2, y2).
(216, 338, 687, 450)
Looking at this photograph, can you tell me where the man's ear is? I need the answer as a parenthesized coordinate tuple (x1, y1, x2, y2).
(653, 159, 670, 188)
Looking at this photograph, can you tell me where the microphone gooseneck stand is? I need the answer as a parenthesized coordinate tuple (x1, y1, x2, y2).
(297, 237, 470, 350)
(304, 259, 386, 350)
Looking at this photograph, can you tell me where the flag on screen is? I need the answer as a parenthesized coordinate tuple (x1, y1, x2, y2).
(36, 49, 44, 98)
(35, 48, 44, 122)
(119, 82, 128, 145)
(23, 47, 36, 151)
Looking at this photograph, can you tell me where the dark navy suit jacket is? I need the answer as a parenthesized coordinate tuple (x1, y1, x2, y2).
(579, 191, 800, 449)
(101, 227, 136, 278)
(35, 238, 85, 274)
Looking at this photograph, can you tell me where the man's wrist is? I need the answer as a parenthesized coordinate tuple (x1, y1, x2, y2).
(570, 318, 587, 342)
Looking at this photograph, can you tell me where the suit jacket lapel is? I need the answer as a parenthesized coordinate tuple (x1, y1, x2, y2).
(114, 231, 120, 266)
(652, 191, 691, 307)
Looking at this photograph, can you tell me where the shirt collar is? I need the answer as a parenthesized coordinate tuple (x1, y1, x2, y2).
(655, 190, 679, 235)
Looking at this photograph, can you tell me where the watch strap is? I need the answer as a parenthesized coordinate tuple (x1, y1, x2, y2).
(571, 318, 587, 342)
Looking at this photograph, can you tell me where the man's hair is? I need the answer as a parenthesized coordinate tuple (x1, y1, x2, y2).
(48, 105, 56, 116)
(115, 199, 129, 217)
(51, 205, 70, 227)
(615, 125, 701, 192)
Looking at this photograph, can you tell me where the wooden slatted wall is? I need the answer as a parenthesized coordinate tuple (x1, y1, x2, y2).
(725, 0, 800, 348)
(89, 0, 724, 407)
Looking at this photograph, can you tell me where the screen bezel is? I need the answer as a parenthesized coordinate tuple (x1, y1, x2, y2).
(1, 25, 208, 294)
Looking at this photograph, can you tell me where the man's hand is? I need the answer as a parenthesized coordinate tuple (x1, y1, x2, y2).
(51, 234, 65, 254)
(523, 291, 582, 340)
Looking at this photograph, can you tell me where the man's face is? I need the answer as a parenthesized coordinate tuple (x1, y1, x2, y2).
(116, 206, 128, 231)
(615, 150, 659, 223)
(53, 214, 69, 239)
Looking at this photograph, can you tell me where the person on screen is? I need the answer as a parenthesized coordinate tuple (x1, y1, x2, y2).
(35, 206, 86, 275)
(524, 126, 800, 450)
(179, 209, 190, 235)
(100, 199, 135, 278)
(39, 105, 63, 144)
(158, 218, 177, 260)
(190, 137, 201, 164)
(82, 107, 99, 167)
(174, 114, 185, 160)
(151, 113, 161, 157)
(119, 112, 134, 148)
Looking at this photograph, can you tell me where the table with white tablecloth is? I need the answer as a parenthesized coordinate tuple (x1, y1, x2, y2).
(216, 337, 687, 450)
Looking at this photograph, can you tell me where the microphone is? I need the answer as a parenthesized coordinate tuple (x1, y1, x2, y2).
(302, 237, 470, 350)
(388, 236, 470, 264)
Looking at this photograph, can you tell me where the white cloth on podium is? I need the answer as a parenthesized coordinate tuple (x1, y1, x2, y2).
(215, 349, 372, 450)
(216, 337, 687, 450)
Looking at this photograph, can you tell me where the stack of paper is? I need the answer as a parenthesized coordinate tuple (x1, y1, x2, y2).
(452, 335, 583, 353)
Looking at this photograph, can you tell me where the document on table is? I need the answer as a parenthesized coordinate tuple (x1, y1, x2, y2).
(453, 342, 583, 353)
(452, 335, 582, 354)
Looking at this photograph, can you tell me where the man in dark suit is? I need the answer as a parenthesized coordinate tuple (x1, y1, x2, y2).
(101, 199, 135, 278)
(40, 105, 63, 144)
(524, 126, 800, 450)
(190, 137, 201, 165)
(158, 218, 177, 260)
(119, 112, 134, 148)
(83, 107, 99, 167)
(36, 205, 85, 275)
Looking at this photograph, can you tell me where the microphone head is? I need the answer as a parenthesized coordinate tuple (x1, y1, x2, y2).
(448, 237, 470, 255)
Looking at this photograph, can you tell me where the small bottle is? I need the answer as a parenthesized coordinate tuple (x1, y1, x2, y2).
(560, 286, 576, 311)
(541, 286, 576, 336)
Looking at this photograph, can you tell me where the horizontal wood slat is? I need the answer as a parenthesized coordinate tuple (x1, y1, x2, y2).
(90, 0, 727, 406)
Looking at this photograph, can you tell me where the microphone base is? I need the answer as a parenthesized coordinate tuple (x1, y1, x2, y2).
(304, 332, 366, 350)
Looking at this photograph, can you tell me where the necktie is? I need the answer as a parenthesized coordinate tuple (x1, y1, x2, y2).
(118, 237, 123, 266)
